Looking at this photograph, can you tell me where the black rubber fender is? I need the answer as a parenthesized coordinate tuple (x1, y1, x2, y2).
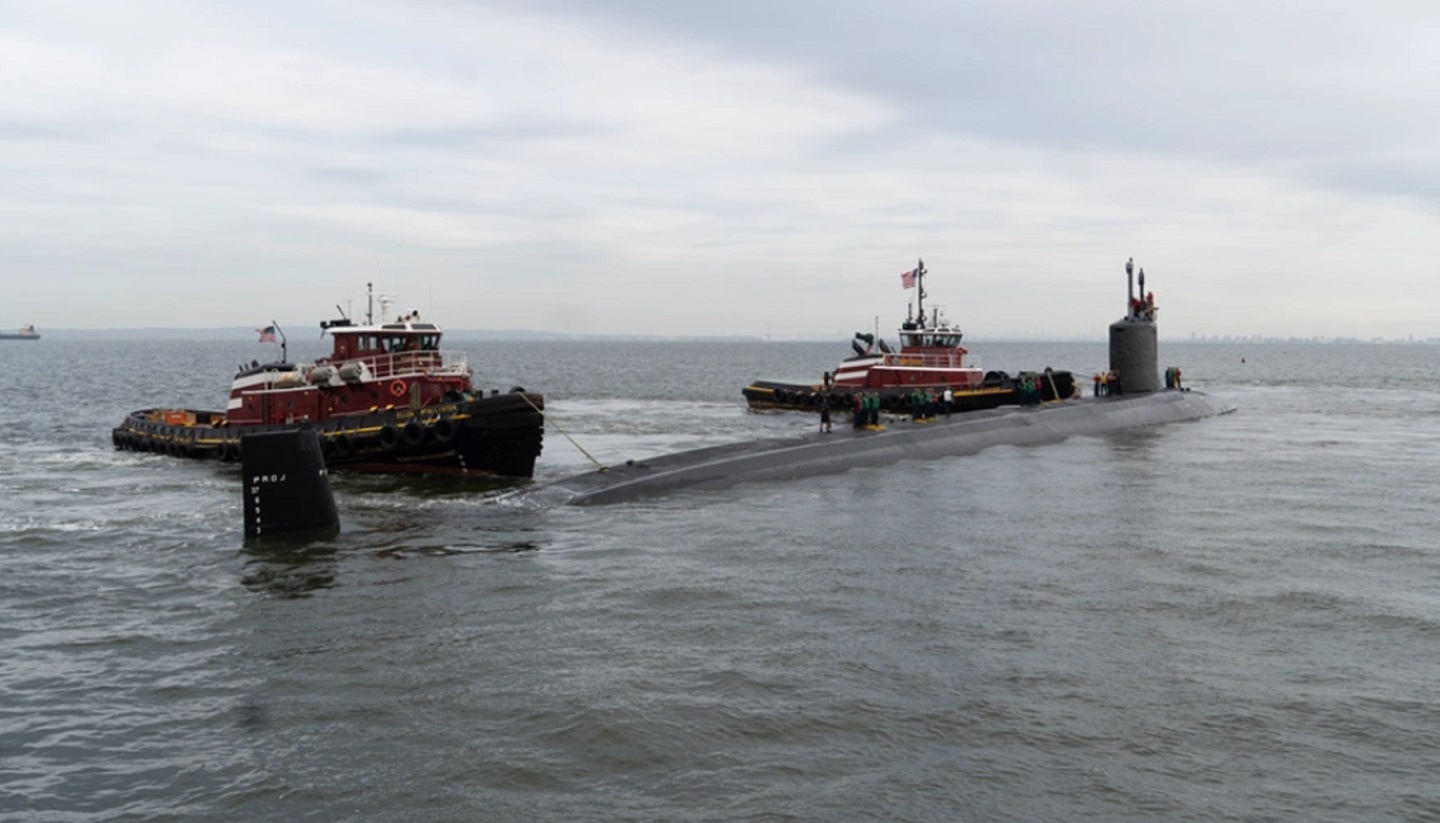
(331, 433, 353, 458)
(432, 417, 457, 444)
(378, 424, 401, 451)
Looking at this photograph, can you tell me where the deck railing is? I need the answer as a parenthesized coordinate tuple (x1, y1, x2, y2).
(276, 350, 471, 386)
(880, 352, 980, 371)
(361, 350, 470, 380)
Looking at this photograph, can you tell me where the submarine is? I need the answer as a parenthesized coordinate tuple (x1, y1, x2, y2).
(515, 259, 1233, 507)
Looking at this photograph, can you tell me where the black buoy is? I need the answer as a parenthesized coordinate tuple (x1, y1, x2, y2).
(241, 428, 340, 539)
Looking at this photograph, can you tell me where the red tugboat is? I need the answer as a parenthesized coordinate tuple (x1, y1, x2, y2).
(113, 286, 544, 477)
(743, 260, 1074, 413)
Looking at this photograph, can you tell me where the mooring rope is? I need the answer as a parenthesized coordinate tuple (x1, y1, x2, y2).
(516, 391, 606, 472)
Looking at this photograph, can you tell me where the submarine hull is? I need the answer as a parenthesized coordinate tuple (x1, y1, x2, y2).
(523, 390, 1231, 507)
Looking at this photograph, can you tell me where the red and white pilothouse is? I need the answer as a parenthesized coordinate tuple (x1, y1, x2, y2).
(830, 260, 984, 391)
(224, 300, 472, 426)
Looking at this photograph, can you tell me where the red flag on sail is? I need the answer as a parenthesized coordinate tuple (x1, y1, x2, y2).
(900, 268, 917, 289)
(257, 325, 276, 343)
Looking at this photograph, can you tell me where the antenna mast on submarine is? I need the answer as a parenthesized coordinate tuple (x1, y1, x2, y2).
(1125, 258, 1134, 318)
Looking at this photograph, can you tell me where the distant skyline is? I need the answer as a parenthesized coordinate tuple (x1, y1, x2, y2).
(4, 0, 1438, 340)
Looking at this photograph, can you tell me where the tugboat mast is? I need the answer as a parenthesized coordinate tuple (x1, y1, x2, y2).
(915, 258, 927, 325)
(364, 281, 398, 324)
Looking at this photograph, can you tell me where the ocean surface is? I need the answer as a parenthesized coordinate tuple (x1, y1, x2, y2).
(2, 337, 1439, 822)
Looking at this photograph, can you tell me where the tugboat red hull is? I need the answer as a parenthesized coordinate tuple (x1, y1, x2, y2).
(742, 372, 1074, 415)
(112, 392, 544, 477)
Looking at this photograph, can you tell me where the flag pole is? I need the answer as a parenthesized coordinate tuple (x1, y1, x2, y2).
(272, 320, 288, 363)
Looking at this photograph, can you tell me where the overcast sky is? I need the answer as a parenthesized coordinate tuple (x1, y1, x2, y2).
(4, 0, 1437, 339)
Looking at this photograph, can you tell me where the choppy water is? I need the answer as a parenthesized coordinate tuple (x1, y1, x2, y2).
(3, 338, 1440, 821)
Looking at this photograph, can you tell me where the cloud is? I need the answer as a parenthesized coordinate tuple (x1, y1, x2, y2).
(2, 0, 1438, 339)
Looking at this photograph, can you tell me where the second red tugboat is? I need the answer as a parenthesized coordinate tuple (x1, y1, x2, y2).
(744, 260, 1075, 414)
(113, 285, 544, 477)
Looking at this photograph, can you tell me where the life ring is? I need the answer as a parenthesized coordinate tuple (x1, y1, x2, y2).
(432, 417, 457, 444)
(401, 420, 426, 447)
(389, 379, 407, 398)
(378, 424, 401, 451)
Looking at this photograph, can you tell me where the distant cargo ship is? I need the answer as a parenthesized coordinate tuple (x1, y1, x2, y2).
(0, 324, 39, 340)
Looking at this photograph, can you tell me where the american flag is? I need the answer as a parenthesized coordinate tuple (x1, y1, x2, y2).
(256, 325, 276, 343)
(900, 268, 917, 289)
